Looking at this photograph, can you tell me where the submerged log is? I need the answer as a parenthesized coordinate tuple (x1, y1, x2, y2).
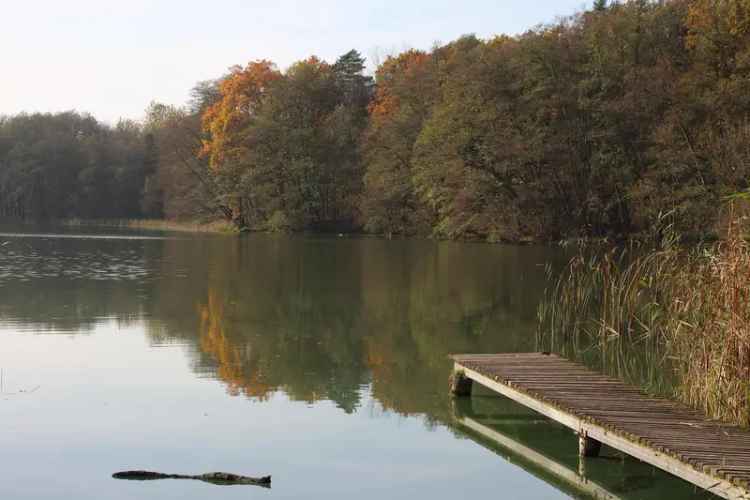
(112, 470, 271, 487)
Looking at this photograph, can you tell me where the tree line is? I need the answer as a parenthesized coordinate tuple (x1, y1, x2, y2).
(2, 0, 749, 241)
(0, 112, 160, 219)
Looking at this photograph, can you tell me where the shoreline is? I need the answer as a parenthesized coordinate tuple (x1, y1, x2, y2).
(0, 217, 731, 245)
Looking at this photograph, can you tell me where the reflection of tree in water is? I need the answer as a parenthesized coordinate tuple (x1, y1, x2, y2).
(198, 291, 274, 399)
(0, 233, 563, 424)
(193, 284, 366, 411)
(0, 280, 144, 334)
(194, 287, 367, 412)
(151, 236, 561, 423)
(0, 241, 151, 334)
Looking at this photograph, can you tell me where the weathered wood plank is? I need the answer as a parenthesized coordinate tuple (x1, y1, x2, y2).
(450, 353, 750, 500)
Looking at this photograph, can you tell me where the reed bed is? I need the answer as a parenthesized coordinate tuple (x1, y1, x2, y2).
(61, 218, 238, 234)
(122, 219, 237, 234)
(538, 215, 750, 427)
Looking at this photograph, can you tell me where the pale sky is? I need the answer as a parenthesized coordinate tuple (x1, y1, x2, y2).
(1, 1, 587, 124)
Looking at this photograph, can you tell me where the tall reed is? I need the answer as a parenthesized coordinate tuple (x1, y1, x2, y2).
(538, 214, 750, 427)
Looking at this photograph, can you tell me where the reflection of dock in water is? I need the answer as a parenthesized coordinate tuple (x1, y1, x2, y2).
(452, 397, 622, 500)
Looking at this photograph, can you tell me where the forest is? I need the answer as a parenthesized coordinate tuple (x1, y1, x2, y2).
(0, 113, 160, 219)
(1, 0, 748, 241)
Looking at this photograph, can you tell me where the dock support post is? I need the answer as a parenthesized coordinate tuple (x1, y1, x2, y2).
(578, 431, 601, 457)
(450, 367, 473, 396)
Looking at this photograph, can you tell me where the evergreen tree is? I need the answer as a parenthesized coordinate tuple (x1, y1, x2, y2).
(332, 49, 373, 106)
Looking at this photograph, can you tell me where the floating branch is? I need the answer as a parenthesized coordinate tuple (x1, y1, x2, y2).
(112, 471, 271, 487)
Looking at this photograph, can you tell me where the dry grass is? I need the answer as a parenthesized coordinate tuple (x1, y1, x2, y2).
(667, 217, 750, 425)
(538, 211, 750, 427)
(122, 219, 238, 234)
(61, 218, 238, 234)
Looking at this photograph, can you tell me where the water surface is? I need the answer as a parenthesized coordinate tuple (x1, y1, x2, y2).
(0, 226, 716, 499)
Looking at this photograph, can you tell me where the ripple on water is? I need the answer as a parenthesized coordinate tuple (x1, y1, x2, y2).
(0, 233, 162, 285)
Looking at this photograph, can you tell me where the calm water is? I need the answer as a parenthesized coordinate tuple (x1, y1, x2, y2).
(0, 225, 715, 499)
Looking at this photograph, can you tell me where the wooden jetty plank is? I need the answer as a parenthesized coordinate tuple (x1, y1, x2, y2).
(450, 353, 750, 500)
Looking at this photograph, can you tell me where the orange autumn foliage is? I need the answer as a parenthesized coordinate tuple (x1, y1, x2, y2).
(200, 60, 281, 170)
(367, 50, 431, 124)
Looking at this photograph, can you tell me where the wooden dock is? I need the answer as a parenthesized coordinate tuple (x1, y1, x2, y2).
(450, 353, 750, 500)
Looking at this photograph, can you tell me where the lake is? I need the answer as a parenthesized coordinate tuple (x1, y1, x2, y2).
(0, 225, 716, 499)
